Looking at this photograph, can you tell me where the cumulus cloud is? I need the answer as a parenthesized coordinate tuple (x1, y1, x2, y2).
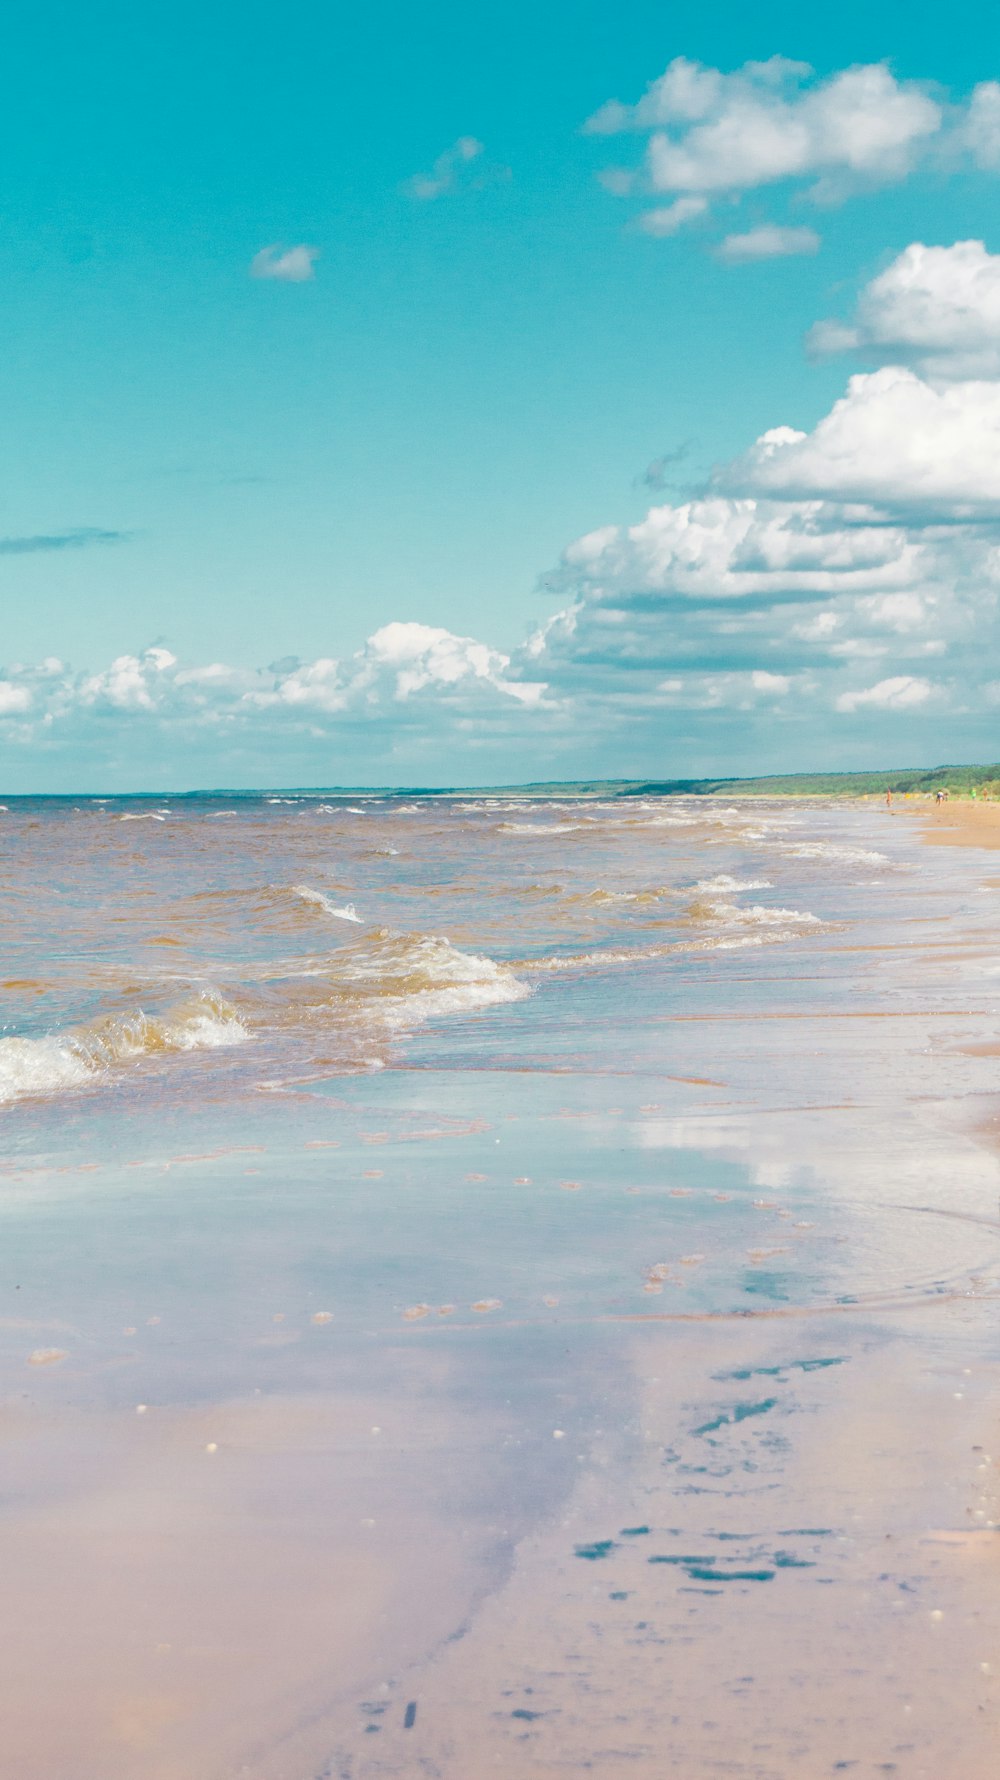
(250, 245, 319, 282)
(834, 675, 936, 712)
(717, 225, 820, 263)
(0, 683, 31, 715)
(402, 136, 487, 200)
(809, 240, 1000, 379)
(587, 58, 1000, 250)
(0, 628, 548, 753)
(12, 237, 1000, 782)
(516, 253, 1000, 742)
(636, 196, 708, 236)
(80, 647, 179, 712)
(958, 81, 1000, 169)
(726, 366, 1000, 513)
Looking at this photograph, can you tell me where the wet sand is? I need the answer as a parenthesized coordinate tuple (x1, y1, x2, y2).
(3, 794, 1000, 1777)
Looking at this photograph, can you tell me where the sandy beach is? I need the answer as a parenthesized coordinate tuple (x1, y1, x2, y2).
(2, 792, 1000, 1778)
(910, 796, 1000, 850)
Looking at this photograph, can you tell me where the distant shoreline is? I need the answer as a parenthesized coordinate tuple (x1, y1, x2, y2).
(2, 764, 999, 802)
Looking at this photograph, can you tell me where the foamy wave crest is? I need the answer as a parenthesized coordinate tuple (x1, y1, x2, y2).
(778, 842, 890, 866)
(498, 821, 585, 835)
(694, 875, 773, 893)
(293, 885, 363, 923)
(561, 885, 676, 908)
(311, 930, 529, 1028)
(0, 1037, 94, 1103)
(0, 992, 248, 1104)
(689, 899, 820, 928)
(518, 923, 812, 975)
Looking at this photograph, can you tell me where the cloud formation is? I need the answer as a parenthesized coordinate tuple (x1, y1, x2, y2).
(588, 58, 1000, 250)
(7, 239, 1000, 785)
(250, 245, 320, 282)
(809, 239, 1000, 379)
(717, 224, 820, 263)
(515, 242, 1000, 747)
(403, 136, 486, 200)
(726, 367, 1000, 513)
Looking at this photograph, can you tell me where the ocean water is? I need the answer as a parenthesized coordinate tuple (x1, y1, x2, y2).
(2, 794, 1000, 1778)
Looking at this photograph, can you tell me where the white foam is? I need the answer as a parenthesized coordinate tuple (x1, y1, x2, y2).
(778, 841, 890, 866)
(697, 900, 820, 928)
(0, 1036, 94, 1103)
(293, 885, 363, 923)
(694, 875, 773, 893)
(318, 930, 529, 1030)
(499, 821, 584, 835)
(0, 992, 248, 1105)
(119, 812, 166, 822)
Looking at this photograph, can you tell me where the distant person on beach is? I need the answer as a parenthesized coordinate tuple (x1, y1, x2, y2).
(886, 787, 893, 808)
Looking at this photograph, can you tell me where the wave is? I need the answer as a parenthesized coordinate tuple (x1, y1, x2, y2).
(560, 885, 677, 908)
(694, 875, 773, 893)
(687, 899, 820, 928)
(777, 841, 890, 866)
(517, 928, 801, 974)
(498, 821, 586, 835)
(0, 991, 248, 1105)
(263, 930, 529, 1032)
(292, 885, 363, 923)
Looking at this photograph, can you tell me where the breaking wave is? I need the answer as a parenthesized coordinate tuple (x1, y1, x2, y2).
(257, 929, 529, 1034)
(0, 991, 248, 1105)
(694, 875, 774, 893)
(292, 885, 363, 923)
(777, 841, 890, 866)
(498, 821, 586, 835)
(687, 899, 820, 928)
(0, 935, 528, 1101)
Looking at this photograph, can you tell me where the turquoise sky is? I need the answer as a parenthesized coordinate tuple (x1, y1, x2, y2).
(3, 0, 1000, 787)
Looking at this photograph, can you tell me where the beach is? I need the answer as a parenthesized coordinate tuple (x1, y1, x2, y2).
(1, 793, 999, 1778)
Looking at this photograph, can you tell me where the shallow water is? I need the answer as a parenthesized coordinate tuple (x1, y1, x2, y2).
(2, 794, 1000, 1777)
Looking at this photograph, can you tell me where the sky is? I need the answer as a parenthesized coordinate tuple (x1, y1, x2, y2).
(3, 0, 1000, 789)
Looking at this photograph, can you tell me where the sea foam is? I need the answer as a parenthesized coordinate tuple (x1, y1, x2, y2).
(0, 991, 248, 1105)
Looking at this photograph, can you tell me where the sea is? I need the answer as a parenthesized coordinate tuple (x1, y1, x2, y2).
(1, 791, 999, 1778)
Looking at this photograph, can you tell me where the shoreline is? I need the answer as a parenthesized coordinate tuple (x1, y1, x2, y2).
(906, 794, 1000, 850)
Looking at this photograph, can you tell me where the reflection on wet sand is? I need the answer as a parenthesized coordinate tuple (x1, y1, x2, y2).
(2, 794, 1000, 1775)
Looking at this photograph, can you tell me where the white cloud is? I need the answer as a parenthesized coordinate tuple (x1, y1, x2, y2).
(80, 648, 178, 712)
(555, 496, 920, 601)
(834, 675, 936, 712)
(403, 136, 485, 200)
(14, 233, 1000, 780)
(250, 245, 320, 283)
(726, 366, 1000, 513)
(587, 59, 1000, 251)
(0, 683, 31, 715)
(588, 58, 941, 195)
(959, 82, 1000, 169)
(809, 240, 1000, 379)
(519, 295, 1000, 735)
(357, 621, 544, 704)
(637, 196, 708, 236)
(718, 224, 820, 263)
